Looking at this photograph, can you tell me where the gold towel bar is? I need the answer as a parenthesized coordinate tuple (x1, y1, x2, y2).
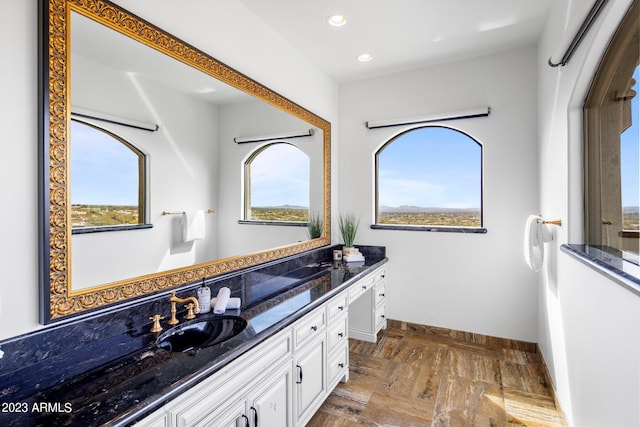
(162, 209, 215, 216)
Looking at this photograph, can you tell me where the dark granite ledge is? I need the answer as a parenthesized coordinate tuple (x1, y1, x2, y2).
(371, 224, 487, 233)
(561, 244, 640, 297)
(0, 245, 386, 427)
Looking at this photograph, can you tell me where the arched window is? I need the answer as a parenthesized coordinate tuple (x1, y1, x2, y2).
(70, 119, 146, 231)
(584, 0, 639, 257)
(374, 126, 483, 231)
(244, 142, 310, 222)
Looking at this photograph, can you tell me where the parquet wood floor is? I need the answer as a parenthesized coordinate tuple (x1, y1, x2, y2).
(308, 320, 566, 427)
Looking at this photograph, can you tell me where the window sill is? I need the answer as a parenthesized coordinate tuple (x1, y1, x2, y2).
(238, 220, 307, 227)
(561, 244, 640, 297)
(72, 224, 153, 234)
(371, 224, 487, 234)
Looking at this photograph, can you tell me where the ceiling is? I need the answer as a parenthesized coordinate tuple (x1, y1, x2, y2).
(239, 0, 554, 83)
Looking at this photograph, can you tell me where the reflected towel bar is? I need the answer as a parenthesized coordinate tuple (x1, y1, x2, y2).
(162, 210, 215, 216)
(234, 129, 314, 144)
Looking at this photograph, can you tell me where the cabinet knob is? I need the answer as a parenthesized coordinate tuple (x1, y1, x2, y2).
(338, 332, 344, 338)
(338, 305, 344, 311)
(338, 363, 345, 368)
(379, 293, 385, 297)
(381, 314, 386, 319)
(311, 325, 318, 331)
(362, 285, 367, 289)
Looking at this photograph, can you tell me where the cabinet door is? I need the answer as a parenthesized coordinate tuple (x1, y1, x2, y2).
(249, 363, 292, 427)
(196, 398, 247, 427)
(132, 407, 167, 427)
(295, 338, 326, 424)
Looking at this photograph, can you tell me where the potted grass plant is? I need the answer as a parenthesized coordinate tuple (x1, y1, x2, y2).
(307, 212, 323, 239)
(338, 213, 360, 258)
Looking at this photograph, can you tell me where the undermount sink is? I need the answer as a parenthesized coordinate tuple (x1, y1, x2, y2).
(156, 316, 247, 353)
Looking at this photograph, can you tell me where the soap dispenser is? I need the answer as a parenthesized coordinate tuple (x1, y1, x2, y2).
(197, 279, 211, 314)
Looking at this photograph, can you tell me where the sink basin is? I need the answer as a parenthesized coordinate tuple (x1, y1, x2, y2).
(156, 316, 247, 353)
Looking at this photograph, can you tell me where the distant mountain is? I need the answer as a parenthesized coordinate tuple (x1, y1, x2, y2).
(623, 206, 639, 214)
(379, 205, 480, 214)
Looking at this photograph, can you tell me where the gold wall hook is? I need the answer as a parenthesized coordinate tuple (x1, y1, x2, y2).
(542, 219, 562, 226)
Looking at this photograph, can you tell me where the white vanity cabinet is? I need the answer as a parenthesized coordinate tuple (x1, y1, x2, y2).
(292, 305, 327, 426)
(326, 291, 349, 389)
(294, 336, 326, 425)
(132, 407, 168, 427)
(348, 266, 387, 343)
(163, 326, 293, 427)
(248, 362, 293, 427)
(133, 263, 386, 427)
(196, 360, 293, 427)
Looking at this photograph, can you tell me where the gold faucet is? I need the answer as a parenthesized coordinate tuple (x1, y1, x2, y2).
(168, 291, 200, 325)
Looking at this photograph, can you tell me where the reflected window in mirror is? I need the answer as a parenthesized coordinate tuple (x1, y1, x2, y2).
(584, 0, 639, 261)
(70, 119, 147, 232)
(244, 142, 310, 222)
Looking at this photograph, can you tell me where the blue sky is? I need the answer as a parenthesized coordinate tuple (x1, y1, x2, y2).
(71, 122, 311, 207)
(250, 143, 310, 207)
(620, 65, 639, 208)
(71, 120, 140, 205)
(378, 126, 482, 209)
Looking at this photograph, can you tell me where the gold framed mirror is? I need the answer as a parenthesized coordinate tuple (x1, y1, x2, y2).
(39, 0, 331, 323)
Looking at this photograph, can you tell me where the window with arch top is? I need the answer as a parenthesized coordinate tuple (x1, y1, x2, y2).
(70, 119, 147, 232)
(584, 0, 639, 260)
(373, 126, 485, 232)
(244, 142, 310, 223)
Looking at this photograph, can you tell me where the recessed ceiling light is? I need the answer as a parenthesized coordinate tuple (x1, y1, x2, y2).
(326, 14, 347, 27)
(357, 53, 373, 62)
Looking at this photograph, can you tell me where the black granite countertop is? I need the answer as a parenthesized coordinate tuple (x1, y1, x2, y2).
(0, 250, 387, 427)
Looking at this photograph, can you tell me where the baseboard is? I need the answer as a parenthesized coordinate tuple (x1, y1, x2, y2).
(536, 343, 569, 425)
(385, 318, 538, 353)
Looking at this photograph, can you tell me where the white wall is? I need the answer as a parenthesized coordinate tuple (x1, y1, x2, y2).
(71, 56, 220, 288)
(338, 46, 540, 342)
(537, 0, 640, 425)
(216, 99, 324, 258)
(0, 0, 337, 340)
(0, 0, 41, 339)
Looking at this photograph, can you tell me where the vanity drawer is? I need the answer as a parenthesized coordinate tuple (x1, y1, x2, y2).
(327, 345, 348, 388)
(374, 282, 386, 307)
(327, 316, 348, 354)
(373, 267, 386, 284)
(348, 274, 374, 302)
(294, 307, 326, 348)
(327, 292, 348, 321)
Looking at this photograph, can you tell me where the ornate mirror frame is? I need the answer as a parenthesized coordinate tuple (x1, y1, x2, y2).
(38, 0, 331, 324)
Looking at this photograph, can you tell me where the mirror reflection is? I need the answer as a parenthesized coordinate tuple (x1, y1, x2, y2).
(68, 10, 325, 291)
